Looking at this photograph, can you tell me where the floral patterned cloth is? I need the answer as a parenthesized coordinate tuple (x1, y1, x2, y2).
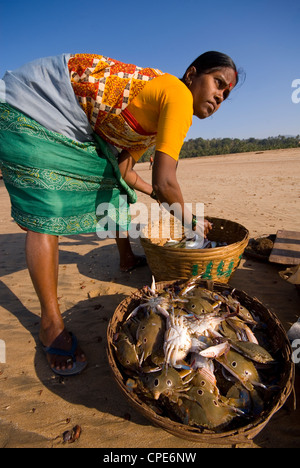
(68, 53, 164, 154)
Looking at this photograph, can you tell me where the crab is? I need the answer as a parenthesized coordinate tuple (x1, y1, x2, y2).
(136, 310, 166, 363)
(126, 276, 187, 321)
(139, 366, 195, 402)
(175, 369, 239, 429)
(164, 310, 193, 368)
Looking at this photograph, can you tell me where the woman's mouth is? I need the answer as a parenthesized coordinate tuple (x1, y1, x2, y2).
(207, 101, 215, 113)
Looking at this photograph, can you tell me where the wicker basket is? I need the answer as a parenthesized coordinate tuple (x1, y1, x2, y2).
(140, 216, 249, 283)
(107, 280, 295, 446)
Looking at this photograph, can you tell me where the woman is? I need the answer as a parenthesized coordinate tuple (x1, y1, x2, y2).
(0, 51, 239, 375)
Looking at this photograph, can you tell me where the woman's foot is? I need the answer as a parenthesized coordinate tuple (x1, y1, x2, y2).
(120, 254, 148, 273)
(115, 235, 148, 273)
(40, 328, 87, 375)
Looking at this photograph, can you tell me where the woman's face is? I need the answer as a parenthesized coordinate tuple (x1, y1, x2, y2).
(187, 66, 237, 119)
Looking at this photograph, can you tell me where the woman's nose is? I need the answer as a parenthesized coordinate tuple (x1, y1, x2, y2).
(214, 92, 224, 105)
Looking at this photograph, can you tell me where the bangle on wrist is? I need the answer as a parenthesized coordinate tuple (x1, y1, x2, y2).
(192, 214, 197, 231)
(150, 190, 158, 200)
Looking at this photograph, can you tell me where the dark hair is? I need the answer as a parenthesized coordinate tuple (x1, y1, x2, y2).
(183, 51, 239, 85)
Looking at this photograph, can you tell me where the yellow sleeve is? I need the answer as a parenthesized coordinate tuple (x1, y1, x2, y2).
(155, 77, 193, 160)
(126, 74, 193, 162)
(128, 146, 150, 162)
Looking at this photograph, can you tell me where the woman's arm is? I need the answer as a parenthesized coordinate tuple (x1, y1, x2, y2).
(152, 151, 211, 237)
(152, 150, 192, 227)
(118, 150, 153, 195)
(152, 151, 183, 204)
(118, 149, 211, 236)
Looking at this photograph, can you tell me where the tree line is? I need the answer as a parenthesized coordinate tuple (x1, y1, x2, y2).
(138, 135, 300, 162)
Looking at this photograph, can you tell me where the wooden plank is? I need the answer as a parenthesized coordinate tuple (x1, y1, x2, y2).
(269, 230, 300, 264)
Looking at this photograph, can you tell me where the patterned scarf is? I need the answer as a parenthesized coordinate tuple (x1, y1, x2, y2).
(68, 53, 164, 152)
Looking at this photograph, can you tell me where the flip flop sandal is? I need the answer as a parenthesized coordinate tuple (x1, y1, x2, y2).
(42, 332, 87, 376)
(121, 255, 148, 273)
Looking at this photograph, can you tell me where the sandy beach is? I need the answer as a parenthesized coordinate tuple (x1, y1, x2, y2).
(0, 147, 300, 448)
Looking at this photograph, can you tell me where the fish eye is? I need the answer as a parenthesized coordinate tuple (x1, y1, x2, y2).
(244, 371, 249, 376)
(143, 338, 147, 343)
(197, 389, 204, 396)
(201, 380, 206, 386)
(231, 361, 237, 368)
(167, 379, 172, 386)
(154, 379, 159, 387)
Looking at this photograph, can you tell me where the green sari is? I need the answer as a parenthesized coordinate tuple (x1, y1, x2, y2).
(0, 103, 137, 235)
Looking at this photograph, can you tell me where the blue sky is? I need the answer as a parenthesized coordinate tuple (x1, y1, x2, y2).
(1, 0, 299, 141)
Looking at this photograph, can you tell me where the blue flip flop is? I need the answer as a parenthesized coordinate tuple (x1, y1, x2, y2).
(42, 332, 87, 376)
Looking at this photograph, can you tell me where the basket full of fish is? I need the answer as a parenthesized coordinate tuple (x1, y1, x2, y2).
(140, 216, 249, 283)
(107, 275, 295, 445)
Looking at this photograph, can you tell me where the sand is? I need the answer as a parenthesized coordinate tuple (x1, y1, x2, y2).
(0, 147, 300, 448)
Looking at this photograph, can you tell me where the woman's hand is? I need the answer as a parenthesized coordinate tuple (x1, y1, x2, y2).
(118, 150, 153, 195)
(204, 219, 213, 237)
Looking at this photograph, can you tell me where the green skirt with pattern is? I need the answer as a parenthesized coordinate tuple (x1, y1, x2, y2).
(0, 103, 137, 235)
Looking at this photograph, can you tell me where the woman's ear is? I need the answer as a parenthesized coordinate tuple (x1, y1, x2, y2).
(184, 66, 197, 87)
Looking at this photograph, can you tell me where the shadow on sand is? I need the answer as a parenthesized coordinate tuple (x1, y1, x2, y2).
(1, 231, 300, 446)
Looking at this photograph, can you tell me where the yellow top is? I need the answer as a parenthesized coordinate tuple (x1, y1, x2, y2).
(127, 74, 193, 161)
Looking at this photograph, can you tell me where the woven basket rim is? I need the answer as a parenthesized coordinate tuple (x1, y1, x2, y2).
(141, 235, 249, 252)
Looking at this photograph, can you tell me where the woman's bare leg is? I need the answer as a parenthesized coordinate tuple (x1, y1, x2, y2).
(25, 231, 86, 371)
(115, 232, 146, 272)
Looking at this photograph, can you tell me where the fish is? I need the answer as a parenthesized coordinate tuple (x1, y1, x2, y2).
(164, 236, 228, 250)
